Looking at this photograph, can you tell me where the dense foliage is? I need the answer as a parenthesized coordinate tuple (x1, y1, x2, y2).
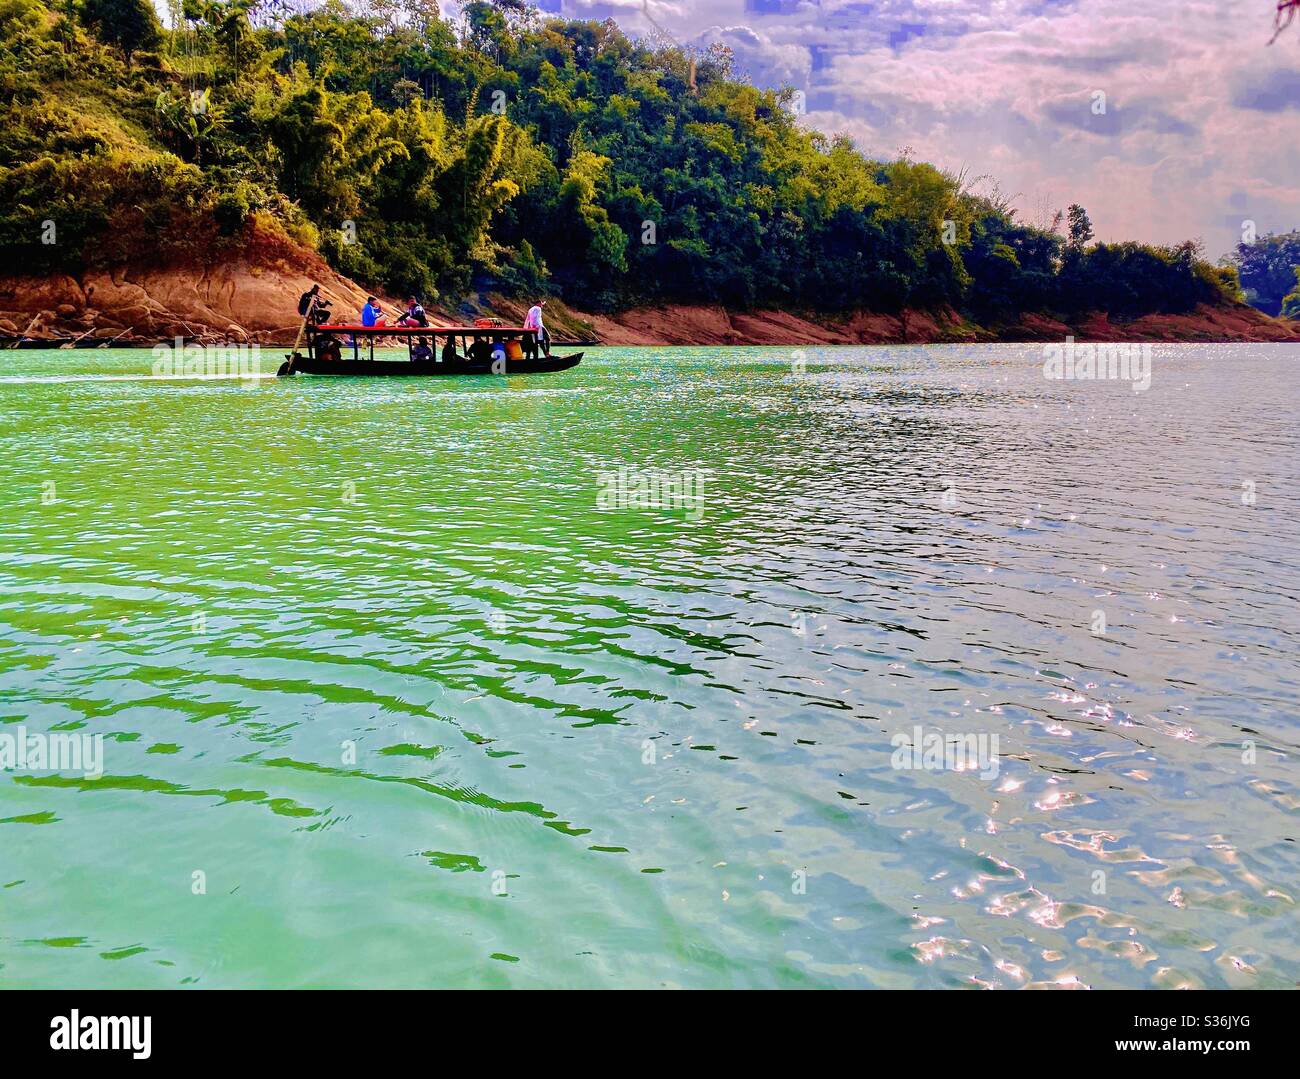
(1285, 273, 1300, 319)
(0, 0, 1240, 322)
(1228, 232, 1300, 317)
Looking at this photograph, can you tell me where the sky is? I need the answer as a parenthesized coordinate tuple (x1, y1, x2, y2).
(496, 0, 1300, 259)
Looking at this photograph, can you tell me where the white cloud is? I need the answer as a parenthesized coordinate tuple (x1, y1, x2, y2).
(574, 0, 1300, 255)
(693, 24, 813, 86)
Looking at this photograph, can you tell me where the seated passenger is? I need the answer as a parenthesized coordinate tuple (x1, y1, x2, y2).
(397, 298, 428, 327)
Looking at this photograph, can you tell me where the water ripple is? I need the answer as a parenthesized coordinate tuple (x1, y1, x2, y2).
(0, 344, 1296, 987)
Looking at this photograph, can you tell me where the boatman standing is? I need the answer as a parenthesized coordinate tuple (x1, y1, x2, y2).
(298, 284, 321, 319)
(524, 299, 549, 359)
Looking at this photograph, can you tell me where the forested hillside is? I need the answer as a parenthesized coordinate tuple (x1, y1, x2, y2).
(0, 0, 1246, 326)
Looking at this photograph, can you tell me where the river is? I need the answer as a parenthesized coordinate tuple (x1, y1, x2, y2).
(0, 343, 1295, 988)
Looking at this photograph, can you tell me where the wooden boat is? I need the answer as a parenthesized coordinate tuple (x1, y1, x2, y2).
(1, 336, 76, 349)
(278, 323, 582, 377)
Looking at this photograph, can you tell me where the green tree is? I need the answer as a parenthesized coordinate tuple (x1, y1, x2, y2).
(1066, 204, 1094, 250)
(1230, 231, 1300, 315)
(81, 0, 162, 61)
(1282, 268, 1300, 319)
(557, 149, 627, 274)
(251, 67, 408, 221)
(183, 0, 259, 74)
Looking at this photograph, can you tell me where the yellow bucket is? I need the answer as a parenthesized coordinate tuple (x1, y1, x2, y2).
(505, 339, 524, 361)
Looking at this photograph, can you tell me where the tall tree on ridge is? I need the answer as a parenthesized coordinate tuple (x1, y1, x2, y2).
(1066, 204, 1094, 251)
(81, 0, 163, 62)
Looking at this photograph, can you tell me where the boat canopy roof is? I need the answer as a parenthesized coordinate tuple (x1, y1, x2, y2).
(311, 324, 534, 337)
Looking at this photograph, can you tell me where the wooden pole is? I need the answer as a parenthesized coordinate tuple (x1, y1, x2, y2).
(61, 327, 96, 349)
(289, 315, 308, 354)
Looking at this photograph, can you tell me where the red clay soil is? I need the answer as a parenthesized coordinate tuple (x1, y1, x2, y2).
(573, 301, 1300, 345)
(0, 228, 413, 346)
(1, 237, 1296, 346)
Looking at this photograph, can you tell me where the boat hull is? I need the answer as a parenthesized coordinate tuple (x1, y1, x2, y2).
(281, 353, 582, 377)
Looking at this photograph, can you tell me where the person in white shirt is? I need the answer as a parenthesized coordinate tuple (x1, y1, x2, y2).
(523, 299, 549, 358)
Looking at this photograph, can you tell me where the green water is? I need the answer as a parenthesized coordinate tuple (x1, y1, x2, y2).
(0, 344, 1296, 989)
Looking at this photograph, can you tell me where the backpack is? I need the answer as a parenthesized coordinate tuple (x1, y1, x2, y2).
(298, 290, 314, 317)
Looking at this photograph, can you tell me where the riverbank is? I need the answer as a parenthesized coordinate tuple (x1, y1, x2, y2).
(2, 251, 1297, 348)
(568, 300, 1300, 345)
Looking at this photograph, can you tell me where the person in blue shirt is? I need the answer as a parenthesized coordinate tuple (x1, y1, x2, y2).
(360, 297, 385, 327)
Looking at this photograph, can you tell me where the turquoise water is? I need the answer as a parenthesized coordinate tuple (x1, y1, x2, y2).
(0, 343, 1296, 988)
